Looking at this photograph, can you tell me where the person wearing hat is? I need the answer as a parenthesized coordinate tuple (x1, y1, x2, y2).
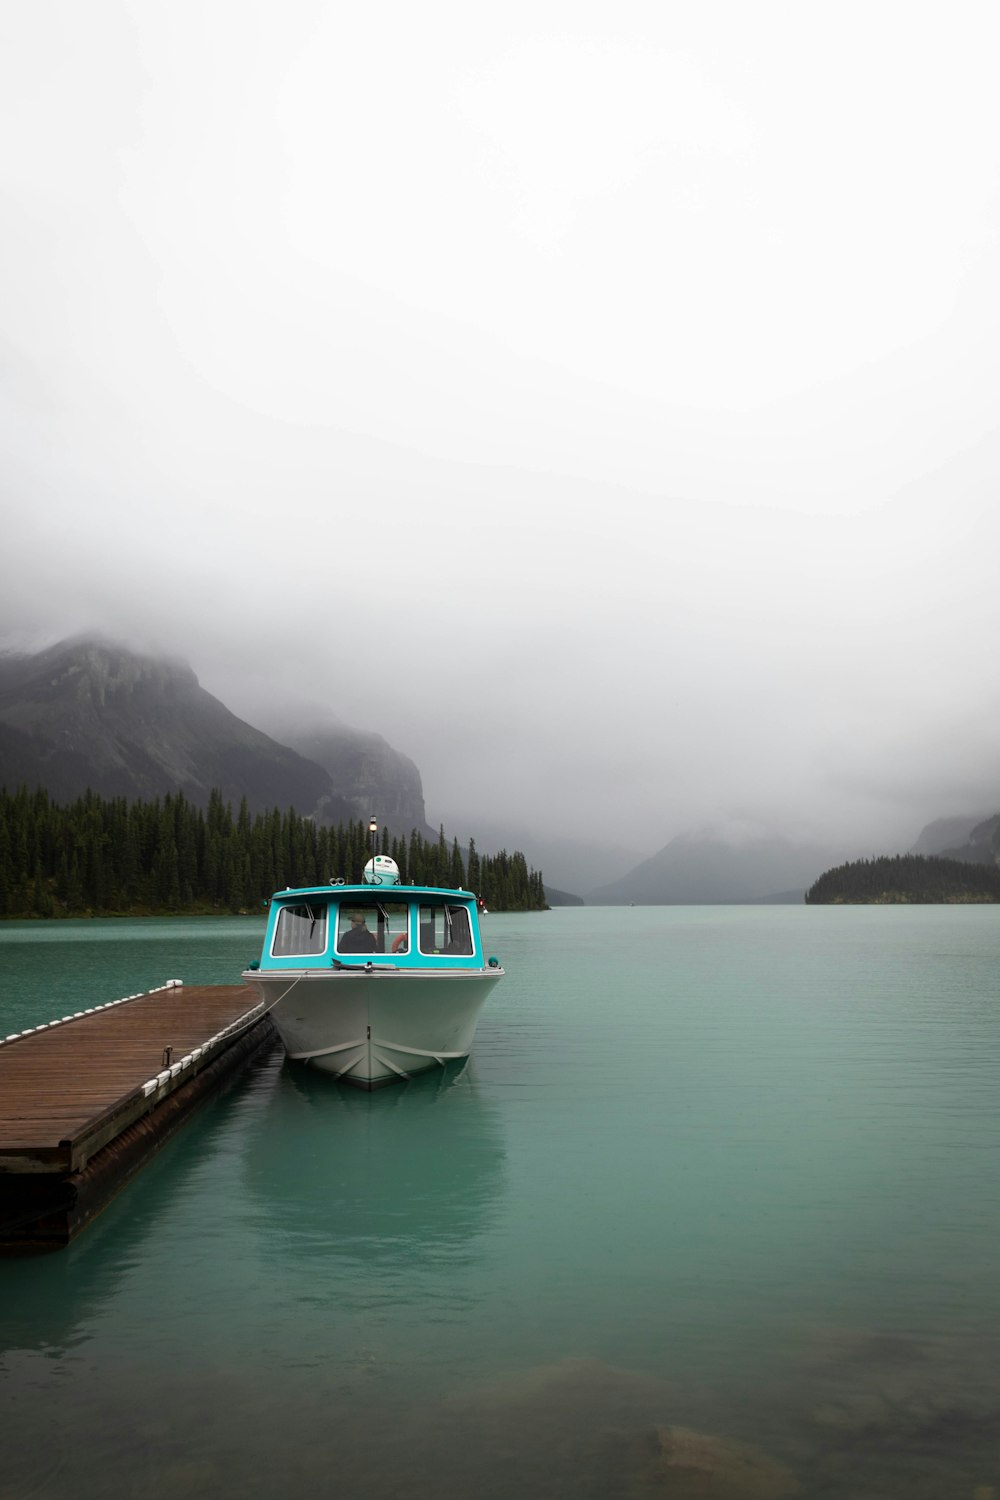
(339, 911, 377, 953)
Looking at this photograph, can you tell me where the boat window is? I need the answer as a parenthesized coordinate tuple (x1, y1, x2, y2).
(336, 902, 409, 955)
(271, 903, 328, 957)
(418, 903, 474, 956)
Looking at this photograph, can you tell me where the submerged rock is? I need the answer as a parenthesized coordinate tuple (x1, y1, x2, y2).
(443, 1358, 802, 1499)
(798, 1326, 1000, 1450)
(449, 1354, 671, 1412)
(438, 1356, 678, 1495)
(633, 1425, 801, 1500)
(812, 1385, 1000, 1443)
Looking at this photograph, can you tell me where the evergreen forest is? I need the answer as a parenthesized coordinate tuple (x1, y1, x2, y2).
(805, 853, 1000, 904)
(0, 786, 548, 918)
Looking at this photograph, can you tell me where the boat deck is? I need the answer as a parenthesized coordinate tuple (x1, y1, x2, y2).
(0, 983, 268, 1185)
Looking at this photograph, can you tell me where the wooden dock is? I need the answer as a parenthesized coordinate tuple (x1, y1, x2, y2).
(0, 982, 276, 1250)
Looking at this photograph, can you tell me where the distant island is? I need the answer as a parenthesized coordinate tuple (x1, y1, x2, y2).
(805, 854, 1000, 905)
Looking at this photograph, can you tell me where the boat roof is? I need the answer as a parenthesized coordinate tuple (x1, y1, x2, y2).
(267, 883, 478, 904)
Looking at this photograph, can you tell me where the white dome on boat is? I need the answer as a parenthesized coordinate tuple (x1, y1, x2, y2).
(363, 855, 401, 886)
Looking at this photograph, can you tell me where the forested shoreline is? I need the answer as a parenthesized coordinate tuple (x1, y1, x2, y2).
(0, 786, 547, 918)
(805, 853, 1000, 904)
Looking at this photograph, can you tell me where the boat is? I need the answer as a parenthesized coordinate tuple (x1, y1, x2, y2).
(242, 854, 504, 1089)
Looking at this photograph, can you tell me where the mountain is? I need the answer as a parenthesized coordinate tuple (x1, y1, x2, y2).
(275, 723, 433, 839)
(0, 637, 354, 818)
(446, 816, 636, 898)
(938, 812, 1000, 866)
(541, 884, 584, 907)
(909, 814, 992, 856)
(588, 827, 845, 905)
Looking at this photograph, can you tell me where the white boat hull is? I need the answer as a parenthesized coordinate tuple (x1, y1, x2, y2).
(243, 968, 503, 1088)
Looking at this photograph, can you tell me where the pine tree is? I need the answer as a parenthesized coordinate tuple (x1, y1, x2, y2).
(0, 787, 549, 915)
(450, 837, 465, 888)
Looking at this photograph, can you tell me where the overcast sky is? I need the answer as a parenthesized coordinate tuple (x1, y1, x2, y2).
(2, 1, 1000, 861)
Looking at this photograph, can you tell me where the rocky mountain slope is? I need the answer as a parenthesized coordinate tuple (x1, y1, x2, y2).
(0, 637, 418, 827)
(908, 811, 1000, 865)
(908, 815, 989, 856)
(937, 813, 1000, 865)
(275, 723, 432, 838)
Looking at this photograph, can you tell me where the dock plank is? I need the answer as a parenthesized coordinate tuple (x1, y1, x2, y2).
(0, 984, 263, 1171)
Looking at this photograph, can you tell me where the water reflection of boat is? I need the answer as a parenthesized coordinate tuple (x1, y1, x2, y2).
(242, 860, 504, 1089)
(242, 1056, 507, 1266)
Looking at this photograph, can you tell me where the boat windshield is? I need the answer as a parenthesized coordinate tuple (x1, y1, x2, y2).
(271, 903, 329, 957)
(336, 902, 409, 956)
(418, 903, 474, 956)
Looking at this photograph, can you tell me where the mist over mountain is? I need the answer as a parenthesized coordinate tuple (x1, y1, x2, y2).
(445, 815, 639, 899)
(908, 815, 991, 856)
(594, 805, 1000, 907)
(274, 722, 433, 840)
(935, 813, 1000, 867)
(4, 636, 1000, 909)
(0, 637, 603, 896)
(0, 638, 417, 829)
(588, 827, 855, 905)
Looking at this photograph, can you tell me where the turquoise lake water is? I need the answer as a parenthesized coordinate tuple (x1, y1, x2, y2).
(1, 906, 999, 1498)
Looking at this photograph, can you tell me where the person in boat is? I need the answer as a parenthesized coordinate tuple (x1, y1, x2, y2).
(442, 907, 473, 955)
(340, 912, 377, 953)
